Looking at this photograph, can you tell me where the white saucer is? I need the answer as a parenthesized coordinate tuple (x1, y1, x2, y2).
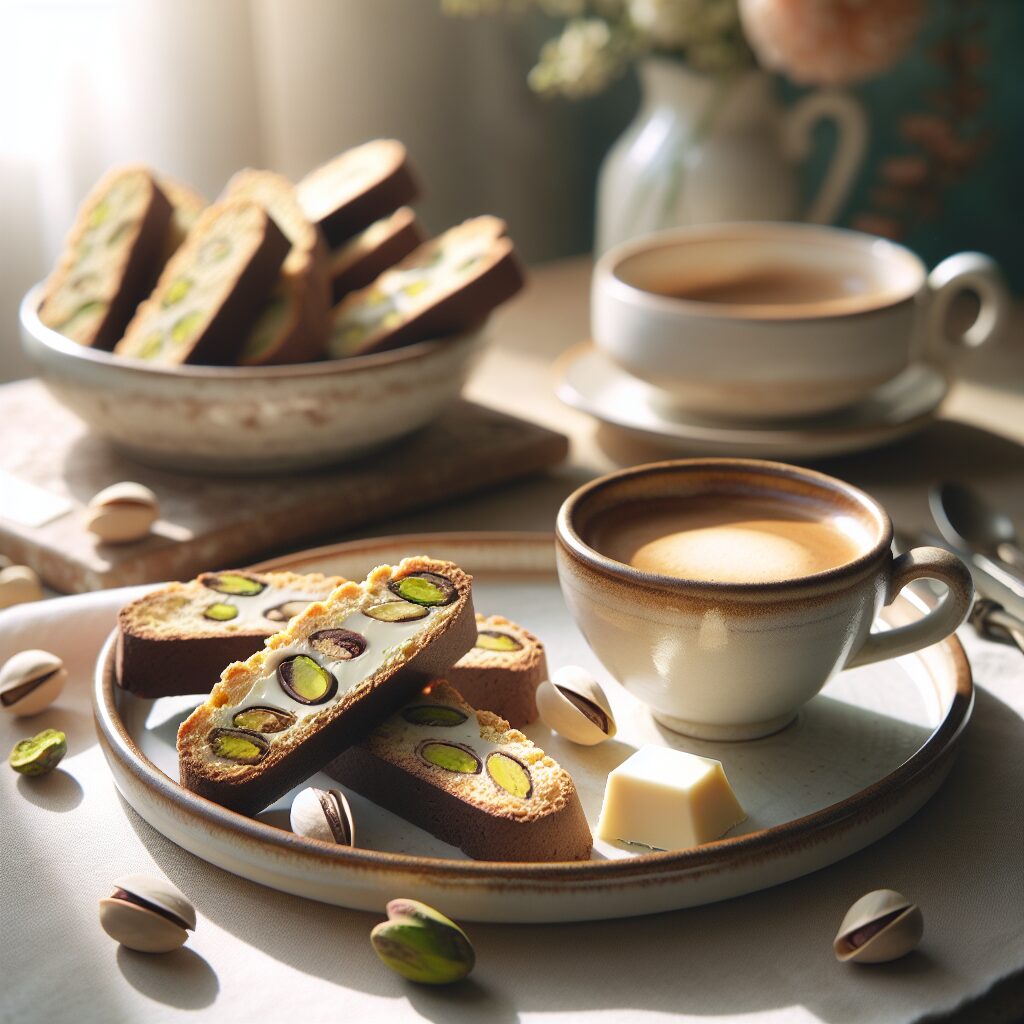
(556, 343, 950, 459)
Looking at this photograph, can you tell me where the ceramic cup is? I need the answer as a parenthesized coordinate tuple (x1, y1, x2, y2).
(555, 458, 974, 740)
(591, 222, 1010, 421)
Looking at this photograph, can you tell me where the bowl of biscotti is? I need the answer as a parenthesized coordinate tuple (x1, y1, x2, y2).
(20, 141, 524, 474)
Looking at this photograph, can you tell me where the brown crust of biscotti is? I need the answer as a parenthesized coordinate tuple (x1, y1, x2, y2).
(158, 176, 206, 261)
(40, 166, 174, 351)
(329, 208, 425, 303)
(446, 614, 546, 727)
(329, 682, 592, 862)
(116, 570, 342, 698)
(330, 226, 525, 358)
(298, 140, 420, 248)
(176, 558, 476, 816)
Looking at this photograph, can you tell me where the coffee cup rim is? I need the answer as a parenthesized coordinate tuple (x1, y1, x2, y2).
(556, 458, 894, 597)
(594, 222, 925, 323)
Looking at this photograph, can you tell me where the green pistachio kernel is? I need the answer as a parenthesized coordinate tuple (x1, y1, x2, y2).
(162, 277, 193, 307)
(209, 727, 269, 764)
(203, 602, 238, 622)
(363, 602, 429, 624)
(170, 311, 204, 346)
(371, 898, 475, 985)
(402, 279, 429, 298)
(89, 201, 111, 228)
(202, 573, 266, 597)
(417, 741, 481, 775)
(278, 656, 336, 705)
(388, 572, 456, 608)
(401, 705, 468, 727)
(381, 311, 402, 329)
(9, 729, 67, 776)
(457, 254, 481, 273)
(475, 630, 523, 653)
(485, 751, 533, 799)
(232, 706, 296, 734)
(136, 332, 164, 360)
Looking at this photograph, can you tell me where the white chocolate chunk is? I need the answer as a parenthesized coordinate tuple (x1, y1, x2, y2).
(597, 746, 745, 851)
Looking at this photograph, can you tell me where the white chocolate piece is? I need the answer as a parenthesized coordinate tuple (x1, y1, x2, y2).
(597, 746, 746, 851)
(86, 481, 158, 543)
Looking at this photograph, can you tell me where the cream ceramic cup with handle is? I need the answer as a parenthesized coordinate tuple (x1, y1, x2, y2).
(591, 223, 1010, 421)
(556, 459, 973, 740)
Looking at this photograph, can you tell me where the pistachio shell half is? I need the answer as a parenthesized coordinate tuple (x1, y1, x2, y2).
(99, 873, 196, 953)
(0, 649, 67, 717)
(0, 565, 44, 609)
(371, 898, 475, 985)
(85, 482, 159, 543)
(834, 889, 923, 964)
(536, 666, 616, 746)
(290, 786, 356, 846)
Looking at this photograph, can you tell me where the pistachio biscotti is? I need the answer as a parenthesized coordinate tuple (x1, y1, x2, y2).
(222, 169, 331, 365)
(116, 570, 343, 699)
(446, 614, 547, 727)
(328, 216, 524, 358)
(177, 558, 476, 815)
(114, 199, 289, 365)
(328, 681, 592, 862)
(39, 165, 173, 350)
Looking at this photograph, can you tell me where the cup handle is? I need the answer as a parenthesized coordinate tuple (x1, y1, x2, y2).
(845, 547, 973, 669)
(925, 251, 1011, 359)
(783, 89, 868, 225)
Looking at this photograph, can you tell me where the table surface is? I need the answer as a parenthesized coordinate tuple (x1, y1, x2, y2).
(3, 257, 1024, 1024)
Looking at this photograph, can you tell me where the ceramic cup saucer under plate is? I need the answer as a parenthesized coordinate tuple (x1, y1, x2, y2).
(556, 342, 950, 459)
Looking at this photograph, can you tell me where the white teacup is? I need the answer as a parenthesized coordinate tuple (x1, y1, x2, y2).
(591, 222, 1010, 421)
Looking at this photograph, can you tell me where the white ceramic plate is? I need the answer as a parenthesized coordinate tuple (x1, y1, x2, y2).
(93, 533, 972, 923)
(556, 343, 950, 459)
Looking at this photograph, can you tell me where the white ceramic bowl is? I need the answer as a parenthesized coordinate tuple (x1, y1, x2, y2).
(20, 284, 486, 475)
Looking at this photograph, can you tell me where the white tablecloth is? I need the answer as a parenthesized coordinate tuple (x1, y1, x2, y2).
(2, 588, 1022, 1024)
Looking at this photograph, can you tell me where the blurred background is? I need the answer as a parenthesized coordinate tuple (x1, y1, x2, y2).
(2, 0, 1020, 382)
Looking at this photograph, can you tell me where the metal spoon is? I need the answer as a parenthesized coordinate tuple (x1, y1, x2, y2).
(930, 482, 1024, 576)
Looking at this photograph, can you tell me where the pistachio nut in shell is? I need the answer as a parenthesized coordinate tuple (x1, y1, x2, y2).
(290, 786, 356, 846)
(99, 873, 196, 953)
(9, 728, 67, 775)
(0, 649, 67, 717)
(86, 481, 159, 543)
(834, 889, 924, 964)
(536, 665, 616, 746)
(0, 565, 43, 609)
(371, 898, 475, 984)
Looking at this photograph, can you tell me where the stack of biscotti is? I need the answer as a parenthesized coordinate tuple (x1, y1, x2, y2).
(39, 166, 174, 350)
(177, 557, 476, 815)
(446, 614, 546, 727)
(116, 570, 343, 698)
(222, 170, 331, 365)
(328, 680, 592, 861)
(115, 200, 289, 364)
(329, 216, 525, 358)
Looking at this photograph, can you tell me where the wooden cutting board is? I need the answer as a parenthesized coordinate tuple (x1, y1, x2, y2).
(0, 379, 568, 593)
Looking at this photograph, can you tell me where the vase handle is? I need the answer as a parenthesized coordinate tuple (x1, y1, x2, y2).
(783, 89, 868, 225)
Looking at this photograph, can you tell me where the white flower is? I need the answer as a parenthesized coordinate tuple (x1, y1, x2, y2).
(528, 17, 628, 98)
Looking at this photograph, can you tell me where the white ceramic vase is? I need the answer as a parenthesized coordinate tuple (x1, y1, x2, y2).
(595, 58, 869, 255)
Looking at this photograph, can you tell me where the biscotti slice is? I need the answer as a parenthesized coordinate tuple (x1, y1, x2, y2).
(297, 139, 420, 248)
(116, 570, 343, 699)
(39, 165, 173, 350)
(328, 681, 592, 862)
(159, 176, 206, 260)
(328, 216, 525, 359)
(223, 169, 331, 365)
(177, 557, 476, 815)
(446, 614, 547, 727)
(115, 199, 289, 365)
(328, 207, 425, 303)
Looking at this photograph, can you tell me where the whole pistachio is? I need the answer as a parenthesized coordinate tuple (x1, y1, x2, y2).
(99, 873, 196, 953)
(536, 665, 616, 746)
(834, 889, 923, 964)
(371, 898, 475, 985)
(0, 649, 68, 717)
(0, 565, 43, 609)
(9, 728, 67, 775)
(290, 786, 356, 846)
(85, 482, 159, 544)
